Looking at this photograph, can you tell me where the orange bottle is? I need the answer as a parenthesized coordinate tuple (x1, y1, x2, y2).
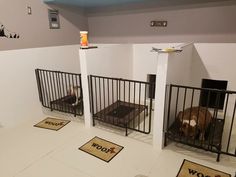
(80, 31, 88, 48)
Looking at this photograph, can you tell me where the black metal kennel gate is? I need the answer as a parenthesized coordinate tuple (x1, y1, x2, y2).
(90, 75, 154, 136)
(35, 69, 83, 116)
(165, 84, 236, 161)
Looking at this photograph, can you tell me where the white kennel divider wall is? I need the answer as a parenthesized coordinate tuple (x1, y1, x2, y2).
(79, 44, 134, 128)
(0, 45, 81, 128)
(191, 43, 236, 90)
(132, 44, 182, 82)
(86, 44, 133, 78)
(164, 43, 236, 160)
(79, 43, 194, 148)
(188, 43, 236, 117)
(190, 43, 236, 152)
(152, 43, 194, 149)
(79, 43, 196, 148)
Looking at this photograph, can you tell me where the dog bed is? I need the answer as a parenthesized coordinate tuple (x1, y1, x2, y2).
(50, 95, 83, 116)
(93, 100, 148, 134)
(166, 118, 224, 150)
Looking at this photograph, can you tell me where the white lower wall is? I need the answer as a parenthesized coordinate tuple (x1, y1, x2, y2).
(133, 44, 157, 82)
(191, 43, 236, 118)
(133, 43, 182, 82)
(87, 44, 133, 79)
(0, 45, 80, 128)
(167, 45, 193, 86)
(191, 43, 236, 90)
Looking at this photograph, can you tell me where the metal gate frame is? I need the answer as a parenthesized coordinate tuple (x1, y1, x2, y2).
(164, 84, 236, 161)
(89, 75, 154, 136)
(35, 68, 84, 116)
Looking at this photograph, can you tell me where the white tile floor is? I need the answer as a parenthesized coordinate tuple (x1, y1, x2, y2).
(0, 117, 235, 177)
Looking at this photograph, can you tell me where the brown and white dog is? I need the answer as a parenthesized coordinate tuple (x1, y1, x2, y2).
(177, 106, 213, 140)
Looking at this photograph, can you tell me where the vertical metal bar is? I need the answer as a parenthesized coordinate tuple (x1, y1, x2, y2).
(193, 101, 201, 146)
(112, 78, 116, 125)
(39, 70, 44, 106)
(143, 83, 147, 132)
(35, 69, 43, 103)
(107, 79, 110, 107)
(103, 78, 106, 120)
(202, 92, 210, 144)
(187, 89, 194, 142)
(117, 79, 119, 102)
(79, 74, 83, 99)
(56, 72, 61, 100)
(99, 77, 102, 112)
(79, 74, 83, 115)
(67, 73, 71, 113)
(221, 93, 229, 152)
(46, 71, 52, 107)
(123, 80, 126, 102)
(48, 71, 54, 110)
(52, 71, 57, 109)
(67, 73, 71, 114)
(39, 70, 46, 106)
(182, 88, 187, 119)
(119, 79, 121, 101)
(180, 88, 187, 142)
(64, 72, 68, 112)
(40, 70, 45, 107)
(210, 91, 221, 150)
(174, 87, 180, 121)
(138, 83, 141, 131)
(62, 72, 67, 113)
(112, 79, 114, 104)
(226, 97, 236, 152)
(42, 70, 49, 107)
(90, 76, 95, 126)
(165, 85, 172, 146)
(72, 74, 77, 116)
(95, 77, 98, 114)
(133, 82, 136, 129)
(128, 81, 131, 126)
(116, 79, 119, 125)
(58, 72, 62, 101)
(148, 83, 153, 134)
(201, 89, 210, 149)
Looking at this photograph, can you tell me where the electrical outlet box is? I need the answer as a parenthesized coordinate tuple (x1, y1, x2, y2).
(150, 21, 167, 27)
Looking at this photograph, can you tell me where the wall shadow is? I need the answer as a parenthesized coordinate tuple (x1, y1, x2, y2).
(190, 45, 210, 87)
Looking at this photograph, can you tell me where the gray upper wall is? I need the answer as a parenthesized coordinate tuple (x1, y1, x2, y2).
(87, 2, 236, 43)
(0, 0, 88, 51)
(1, 1, 236, 52)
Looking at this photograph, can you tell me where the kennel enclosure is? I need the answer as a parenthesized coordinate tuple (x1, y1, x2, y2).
(90, 75, 154, 136)
(165, 84, 236, 161)
(35, 69, 84, 117)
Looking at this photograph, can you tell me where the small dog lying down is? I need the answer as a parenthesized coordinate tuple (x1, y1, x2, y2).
(67, 85, 81, 106)
(177, 106, 213, 140)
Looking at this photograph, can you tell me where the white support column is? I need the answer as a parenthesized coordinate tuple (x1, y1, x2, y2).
(79, 49, 92, 128)
(152, 52, 169, 150)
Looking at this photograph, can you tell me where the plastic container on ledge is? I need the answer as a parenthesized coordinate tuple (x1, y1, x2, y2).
(80, 31, 88, 48)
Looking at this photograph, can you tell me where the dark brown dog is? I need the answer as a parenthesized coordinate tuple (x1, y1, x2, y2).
(177, 106, 213, 140)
